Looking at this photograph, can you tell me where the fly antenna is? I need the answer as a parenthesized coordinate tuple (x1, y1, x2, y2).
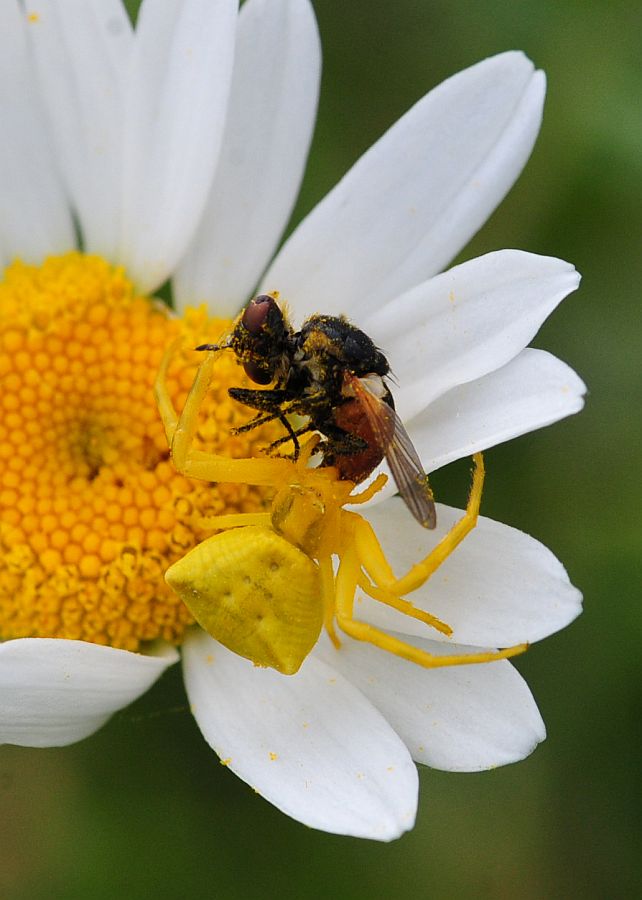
(194, 338, 231, 352)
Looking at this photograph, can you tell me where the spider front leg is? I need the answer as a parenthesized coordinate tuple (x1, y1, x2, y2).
(356, 453, 487, 596)
(334, 543, 526, 669)
(333, 455, 528, 668)
(332, 541, 456, 668)
(154, 342, 292, 486)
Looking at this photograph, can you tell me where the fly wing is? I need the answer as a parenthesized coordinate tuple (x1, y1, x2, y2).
(383, 407, 436, 529)
(351, 375, 436, 529)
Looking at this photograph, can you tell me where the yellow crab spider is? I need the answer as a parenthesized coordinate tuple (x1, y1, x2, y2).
(155, 344, 528, 675)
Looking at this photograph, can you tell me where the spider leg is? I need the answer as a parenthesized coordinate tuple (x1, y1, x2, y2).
(198, 511, 272, 530)
(334, 539, 526, 668)
(154, 337, 183, 444)
(319, 555, 341, 649)
(153, 343, 291, 485)
(389, 452, 486, 597)
(347, 473, 389, 505)
(351, 455, 487, 597)
(356, 570, 452, 635)
(337, 455, 528, 665)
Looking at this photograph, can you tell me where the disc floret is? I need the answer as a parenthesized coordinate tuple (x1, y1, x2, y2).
(0, 253, 279, 650)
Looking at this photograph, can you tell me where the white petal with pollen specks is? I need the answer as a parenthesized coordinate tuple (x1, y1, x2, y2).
(183, 629, 417, 840)
(0, 2, 75, 267)
(119, 0, 238, 292)
(0, 639, 178, 748)
(263, 52, 545, 319)
(362, 250, 580, 421)
(358, 501, 582, 647)
(314, 635, 545, 771)
(175, 0, 320, 316)
(408, 348, 587, 473)
(23, 0, 132, 261)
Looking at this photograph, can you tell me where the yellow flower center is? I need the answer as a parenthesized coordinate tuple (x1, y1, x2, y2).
(0, 252, 276, 651)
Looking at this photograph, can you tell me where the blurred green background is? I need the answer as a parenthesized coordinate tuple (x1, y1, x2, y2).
(2, 1, 640, 898)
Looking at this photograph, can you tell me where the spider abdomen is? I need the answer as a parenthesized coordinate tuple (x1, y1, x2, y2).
(165, 525, 323, 675)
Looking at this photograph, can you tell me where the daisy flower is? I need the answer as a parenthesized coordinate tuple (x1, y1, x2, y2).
(0, 0, 585, 841)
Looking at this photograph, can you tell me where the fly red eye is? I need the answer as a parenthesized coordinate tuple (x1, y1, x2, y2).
(243, 360, 273, 385)
(242, 295, 276, 335)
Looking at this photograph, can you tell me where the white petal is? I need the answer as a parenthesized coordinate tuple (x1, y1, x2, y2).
(350, 348, 585, 514)
(358, 500, 582, 647)
(0, 3, 75, 266)
(314, 635, 545, 771)
(23, 0, 132, 261)
(409, 348, 587, 472)
(262, 51, 545, 319)
(174, 0, 320, 316)
(0, 639, 178, 748)
(363, 250, 580, 421)
(183, 629, 417, 840)
(119, 0, 238, 292)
